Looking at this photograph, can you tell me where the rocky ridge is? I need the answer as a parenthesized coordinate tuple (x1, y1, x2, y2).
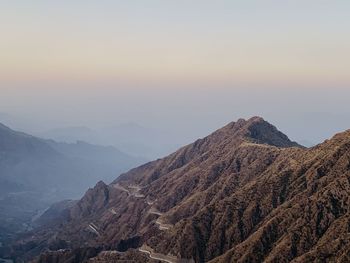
(6, 117, 350, 263)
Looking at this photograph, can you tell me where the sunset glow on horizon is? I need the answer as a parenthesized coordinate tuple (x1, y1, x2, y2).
(1, 1, 350, 147)
(1, 1, 350, 86)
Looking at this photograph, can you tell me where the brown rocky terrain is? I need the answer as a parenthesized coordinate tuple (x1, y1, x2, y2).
(5, 117, 350, 263)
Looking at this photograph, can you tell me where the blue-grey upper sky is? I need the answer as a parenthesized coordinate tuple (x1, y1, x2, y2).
(0, 0, 349, 148)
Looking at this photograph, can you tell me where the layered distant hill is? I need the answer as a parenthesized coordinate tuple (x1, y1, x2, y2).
(39, 123, 185, 159)
(0, 123, 144, 245)
(5, 117, 350, 263)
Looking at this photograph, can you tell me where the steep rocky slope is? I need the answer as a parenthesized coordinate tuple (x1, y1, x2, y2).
(6, 117, 350, 263)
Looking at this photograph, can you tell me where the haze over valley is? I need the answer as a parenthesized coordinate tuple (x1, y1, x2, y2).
(0, 122, 144, 248)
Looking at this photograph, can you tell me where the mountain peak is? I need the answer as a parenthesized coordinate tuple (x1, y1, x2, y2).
(242, 116, 301, 148)
(218, 117, 300, 148)
(245, 115, 265, 123)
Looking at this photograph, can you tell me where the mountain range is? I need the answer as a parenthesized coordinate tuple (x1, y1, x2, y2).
(0, 123, 144, 247)
(39, 123, 183, 159)
(2, 117, 350, 263)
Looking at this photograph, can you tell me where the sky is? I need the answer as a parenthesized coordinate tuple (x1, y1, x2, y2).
(0, 1, 350, 149)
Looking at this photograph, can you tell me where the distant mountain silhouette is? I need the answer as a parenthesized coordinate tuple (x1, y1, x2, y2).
(39, 126, 96, 144)
(40, 123, 184, 159)
(0, 122, 143, 245)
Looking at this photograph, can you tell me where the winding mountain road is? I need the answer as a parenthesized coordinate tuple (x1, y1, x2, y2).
(139, 245, 178, 263)
(112, 183, 179, 261)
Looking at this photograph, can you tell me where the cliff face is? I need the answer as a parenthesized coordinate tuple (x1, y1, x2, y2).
(9, 117, 350, 263)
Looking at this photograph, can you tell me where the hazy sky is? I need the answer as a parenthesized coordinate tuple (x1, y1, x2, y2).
(1, 1, 350, 146)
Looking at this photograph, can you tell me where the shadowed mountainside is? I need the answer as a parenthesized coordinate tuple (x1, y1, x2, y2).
(0, 122, 143, 247)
